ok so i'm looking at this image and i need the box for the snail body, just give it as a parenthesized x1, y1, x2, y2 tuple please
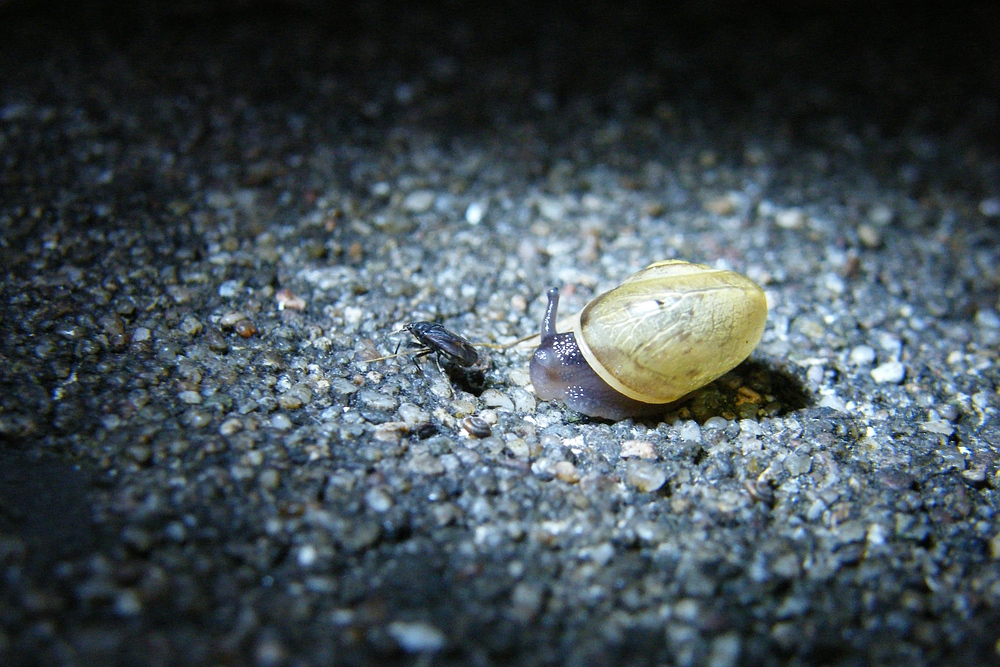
(529, 260, 767, 420)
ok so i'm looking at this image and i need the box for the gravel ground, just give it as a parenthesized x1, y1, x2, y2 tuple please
(2, 1, 999, 665)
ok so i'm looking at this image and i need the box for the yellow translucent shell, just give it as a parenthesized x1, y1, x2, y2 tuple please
(572, 260, 767, 404)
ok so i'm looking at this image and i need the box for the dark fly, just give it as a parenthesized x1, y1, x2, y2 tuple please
(404, 321, 481, 368)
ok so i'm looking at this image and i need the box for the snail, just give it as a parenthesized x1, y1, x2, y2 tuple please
(529, 260, 767, 420)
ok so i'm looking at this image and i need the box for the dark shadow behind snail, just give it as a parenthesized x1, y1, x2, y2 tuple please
(529, 260, 768, 420)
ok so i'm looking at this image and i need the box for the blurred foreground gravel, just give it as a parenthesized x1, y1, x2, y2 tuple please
(1, 1, 999, 665)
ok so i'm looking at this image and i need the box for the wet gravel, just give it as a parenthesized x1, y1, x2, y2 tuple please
(1, 1, 999, 665)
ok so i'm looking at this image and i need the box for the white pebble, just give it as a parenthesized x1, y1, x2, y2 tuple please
(510, 387, 536, 413)
(387, 621, 445, 653)
(876, 332, 902, 358)
(402, 190, 435, 213)
(774, 207, 806, 229)
(220, 311, 249, 327)
(297, 544, 318, 567)
(537, 197, 565, 221)
(465, 201, 487, 224)
(868, 203, 894, 225)
(806, 364, 825, 385)
(678, 420, 702, 443)
(270, 414, 293, 430)
(218, 280, 243, 298)
(397, 403, 430, 426)
(373, 421, 408, 442)
(979, 197, 1000, 217)
(480, 389, 514, 411)
(219, 418, 243, 436)
(848, 345, 876, 366)
(620, 440, 657, 459)
(703, 416, 729, 430)
(920, 420, 955, 437)
(870, 361, 905, 384)
(823, 273, 845, 295)
(975, 309, 1000, 330)
(818, 393, 847, 412)
(365, 487, 393, 513)
(624, 461, 667, 493)
(178, 390, 202, 404)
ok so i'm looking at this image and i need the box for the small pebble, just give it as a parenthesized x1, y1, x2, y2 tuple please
(806, 364, 825, 385)
(450, 399, 475, 417)
(530, 458, 557, 481)
(402, 190, 435, 213)
(870, 361, 905, 384)
(620, 440, 657, 459)
(553, 460, 580, 483)
(774, 207, 806, 229)
(220, 311, 250, 327)
(784, 454, 812, 476)
(127, 445, 152, 465)
(113, 590, 142, 616)
(703, 416, 729, 430)
(976, 309, 1000, 330)
(979, 197, 1000, 217)
(508, 367, 531, 387)
(408, 452, 445, 476)
(876, 332, 902, 357)
(164, 521, 187, 542)
(275, 288, 306, 311)
(509, 582, 544, 622)
(259, 468, 280, 490)
(270, 414, 293, 430)
(218, 280, 243, 298)
(678, 421, 702, 443)
(219, 418, 242, 436)
(703, 193, 738, 216)
(278, 386, 312, 410)
(234, 319, 258, 338)
(962, 465, 987, 485)
(357, 390, 399, 412)
(817, 393, 847, 412)
(429, 378, 453, 399)
(537, 197, 565, 221)
(178, 315, 203, 336)
(365, 487, 394, 512)
(849, 345, 876, 366)
(178, 390, 202, 405)
(330, 378, 359, 396)
(480, 389, 514, 411)
(297, 544, 318, 567)
(869, 203, 894, 225)
(465, 201, 487, 224)
(397, 403, 431, 426)
(504, 438, 530, 458)
(920, 420, 955, 437)
(938, 403, 960, 422)
(387, 621, 445, 653)
(857, 223, 882, 248)
(185, 410, 212, 429)
(205, 328, 228, 352)
(373, 421, 409, 442)
(624, 461, 667, 493)
(510, 387, 536, 413)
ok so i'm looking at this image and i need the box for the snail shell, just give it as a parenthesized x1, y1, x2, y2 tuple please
(530, 260, 767, 419)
